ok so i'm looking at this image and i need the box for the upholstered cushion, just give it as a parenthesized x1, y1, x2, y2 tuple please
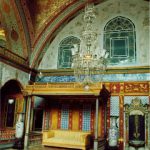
(42, 130, 91, 150)
(44, 137, 85, 146)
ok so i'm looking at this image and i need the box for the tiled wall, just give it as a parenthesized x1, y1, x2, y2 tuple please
(82, 105, 91, 131)
(43, 102, 96, 134)
(124, 96, 149, 105)
(110, 96, 119, 116)
(60, 105, 69, 130)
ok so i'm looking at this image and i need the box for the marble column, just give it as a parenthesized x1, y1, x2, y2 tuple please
(24, 96, 32, 148)
(94, 98, 99, 150)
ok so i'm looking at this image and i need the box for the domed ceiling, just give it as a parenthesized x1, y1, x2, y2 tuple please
(0, 0, 103, 71)
(0, 0, 149, 72)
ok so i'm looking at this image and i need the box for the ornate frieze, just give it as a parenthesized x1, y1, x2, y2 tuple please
(124, 82, 149, 94)
(110, 83, 120, 94)
(36, 73, 150, 83)
(24, 81, 149, 96)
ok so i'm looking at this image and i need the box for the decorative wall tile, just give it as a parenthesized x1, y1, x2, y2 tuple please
(37, 73, 150, 83)
(82, 105, 91, 131)
(110, 96, 119, 116)
(124, 96, 149, 105)
(60, 105, 69, 130)
(68, 108, 72, 130)
(90, 109, 94, 131)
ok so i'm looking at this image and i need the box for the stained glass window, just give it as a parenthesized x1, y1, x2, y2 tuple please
(58, 36, 80, 68)
(104, 16, 136, 64)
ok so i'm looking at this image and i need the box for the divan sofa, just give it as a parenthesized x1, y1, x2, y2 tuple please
(42, 130, 91, 150)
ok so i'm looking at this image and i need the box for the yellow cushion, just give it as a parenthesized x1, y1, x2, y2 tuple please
(42, 130, 91, 149)
(44, 137, 85, 146)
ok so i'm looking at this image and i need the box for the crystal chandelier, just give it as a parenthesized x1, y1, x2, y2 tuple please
(72, 2, 109, 87)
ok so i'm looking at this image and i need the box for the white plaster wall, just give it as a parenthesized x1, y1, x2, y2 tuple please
(39, 0, 149, 69)
(0, 62, 29, 88)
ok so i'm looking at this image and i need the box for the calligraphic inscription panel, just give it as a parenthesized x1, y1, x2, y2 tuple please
(124, 82, 149, 94)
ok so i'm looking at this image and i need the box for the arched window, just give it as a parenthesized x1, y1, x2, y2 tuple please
(104, 16, 136, 64)
(58, 36, 80, 68)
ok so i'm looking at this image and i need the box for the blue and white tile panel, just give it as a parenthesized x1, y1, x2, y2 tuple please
(61, 105, 69, 130)
(124, 96, 149, 105)
(110, 96, 119, 117)
(82, 105, 91, 131)
(37, 73, 150, 83)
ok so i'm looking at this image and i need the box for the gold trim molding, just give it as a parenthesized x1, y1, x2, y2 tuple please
(23, 81, 149, 96)
(39, 66, 150, 76)
(24, 82, 102, 96)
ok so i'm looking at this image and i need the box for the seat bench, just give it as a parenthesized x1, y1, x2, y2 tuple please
(42, 130, 91, 150)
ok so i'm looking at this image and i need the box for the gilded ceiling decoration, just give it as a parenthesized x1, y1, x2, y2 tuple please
(2, 0, 10, 14)
(0, 0, 82, 69)
(29, 0, 84, 68)
(27, 0, 74, 31)
(0, 5, 6, 42)
(0, 0, 149, 72)
(0, 29, 6, 41)
(11, 28, 19, 42)
(0, 0, 28, 59)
